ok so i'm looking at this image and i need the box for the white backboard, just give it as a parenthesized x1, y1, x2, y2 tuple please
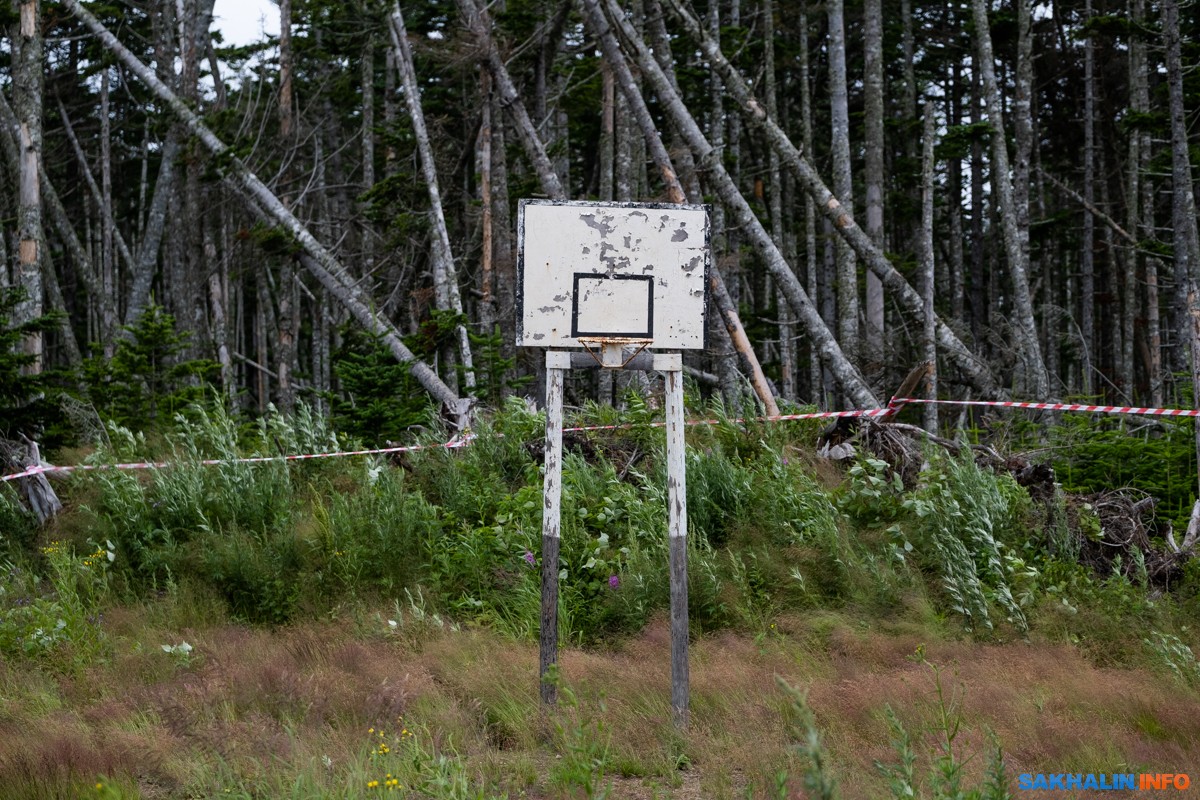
(517, 200, 710, 350)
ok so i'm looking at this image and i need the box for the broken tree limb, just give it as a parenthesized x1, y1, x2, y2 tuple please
(456, 0, 565, 201)
(662, 0, 1002, 401)
(61, 0, 463, 419)
(590, 0, 879, 409)
(577, 0, 779, 415)
(388, 3, 475, 391)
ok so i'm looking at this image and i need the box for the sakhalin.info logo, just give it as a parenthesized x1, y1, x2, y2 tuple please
(1017, 773, 1191, 791)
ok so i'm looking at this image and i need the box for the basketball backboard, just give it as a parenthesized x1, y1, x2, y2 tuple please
(516, 200, 710, 350)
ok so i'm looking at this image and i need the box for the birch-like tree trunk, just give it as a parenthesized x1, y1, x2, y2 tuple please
(593, 0, 877, 407)
(863, 0, 885, 356)
(1163, 0, 1200, 439)
(61, 0, 465, 419)
(662, 0, 1002, 399)
(579, 0, 780, 414)
(920, 103, 938, 433)
(389, 3, 475, 392)
(799, 5, 821, 403)
(11, 0, 44, 371)
(827, 0, 858, 360)
(762, 0, 794, 402)
(99, 70, 117, 354)
(1079, 0, 1096, 396)
(971, 0, 1048, 399)
(457, 0, 565, 201)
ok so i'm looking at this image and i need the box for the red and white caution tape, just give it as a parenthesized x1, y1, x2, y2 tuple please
(892, 398, 1200, 418)
(0, 434, 474, 484)
(4, 396, 1196, 484)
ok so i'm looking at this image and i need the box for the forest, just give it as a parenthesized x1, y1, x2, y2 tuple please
(1, 0, 1200, 796)
(0, 0, 1196, 440)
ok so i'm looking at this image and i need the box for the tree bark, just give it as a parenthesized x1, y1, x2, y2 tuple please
(971, 0, 1049, 398)
(1164, 0, 1200, 436)
(920, 102, 938, 433)
(60, 0, 464, 417)
(662, 0, 1002, 400)
(863, 0, 885, 356)
(456, 0, 565, 200)
(827, 0, 858, 360)
(582, 0, 779, 413)
(11, 0, 44, 371)
(1080, 0, 1095, 395)
(389, 3, 475, 392)
(592, 0, 877, 408)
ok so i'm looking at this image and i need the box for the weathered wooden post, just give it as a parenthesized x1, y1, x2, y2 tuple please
(540, 356, 565, 704)
(517, 200, 709, 728)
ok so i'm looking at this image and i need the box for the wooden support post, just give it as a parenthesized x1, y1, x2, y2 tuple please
(540, 351, 568, 705)
(661, 353, 689, 728)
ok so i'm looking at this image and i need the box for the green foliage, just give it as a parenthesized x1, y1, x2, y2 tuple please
(548, 670, 613, 800)
(1022, 415, 1197, 534)
(0, 539, 115, 669)
(331, 326, 436, 444)
(901, 452, 1029, 632)
(841, 457, 907, 525)
(0, 286, 61, 439)
(874, 649, 1013, 800)
(1143, 631, 1200, 687)
(83, 304, 218, 429)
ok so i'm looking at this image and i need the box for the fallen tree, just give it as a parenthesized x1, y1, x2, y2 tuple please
(61, 0, 468, 427)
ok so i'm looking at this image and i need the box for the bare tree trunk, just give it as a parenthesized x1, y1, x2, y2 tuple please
(361, 34, 377, 275)
(592, 0, 877, 407)
(1132, 0, 1161, 406)
(11, 0, 43, 371)
(457, 0, 565, 200)
(0, 90, 99, 304)
(1164, 0, 1200, 432)
(206, 225, 234, 402)
(125, 135, 179, 326)
(1079, 0, 1095, 396)
(971, 0, 1048, 398)
(762, 0, 794, 402)
(662, 0, 1002, 399)
(863, 0, 885, 358)
(799, 5, 821, 404)
(99, 70, 117, 354)
(948, 60, 966, 326)
(389, 3, 475, 392)
(61, 0, 465, 417)
(582, 0, 783, 413)
(827, 0, 857, 361)
(920, 102, 938, 433)
(479, 69, 497, 334)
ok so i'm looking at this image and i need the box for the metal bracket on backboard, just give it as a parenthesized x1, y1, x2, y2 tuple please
(577, 337, 653, 369)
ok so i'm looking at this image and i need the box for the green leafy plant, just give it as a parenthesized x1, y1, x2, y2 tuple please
(82, 303, 218, 429)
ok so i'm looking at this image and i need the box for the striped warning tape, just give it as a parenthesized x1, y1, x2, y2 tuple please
(892, 398, 1200, 417)
(0, 435, 475, 484)
(3, 396, 1196, 484)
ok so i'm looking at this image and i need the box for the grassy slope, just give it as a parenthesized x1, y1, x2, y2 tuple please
(2, 402, 1200, 798)
(1, 599, 1197, 799)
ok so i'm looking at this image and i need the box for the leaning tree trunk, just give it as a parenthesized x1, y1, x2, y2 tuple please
(456, 0, 565, 200)
(389, 3, 475, 392)
(61, 0, 466, 424)
(971, 0, 1049, 399)
(661, 0, 1002, 400)
(580, 0, 780, 414)
(592, 0, 878, 408)
(11, 0, 43, 372)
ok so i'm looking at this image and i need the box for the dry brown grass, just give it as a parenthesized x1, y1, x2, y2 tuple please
(0, 601, 1197, 799)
